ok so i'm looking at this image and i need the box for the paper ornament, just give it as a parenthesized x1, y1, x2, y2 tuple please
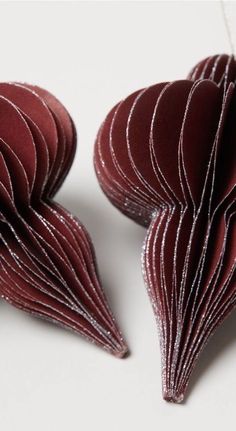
(94, 54, 236, 400)
(0, 82, 127, 358)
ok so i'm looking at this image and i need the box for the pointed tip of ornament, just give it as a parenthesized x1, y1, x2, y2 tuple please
(163, 390, 184, 404)
(111, 344, 130, 359)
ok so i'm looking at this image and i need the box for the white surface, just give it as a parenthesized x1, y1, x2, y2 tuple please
(0, 1, 235, 430)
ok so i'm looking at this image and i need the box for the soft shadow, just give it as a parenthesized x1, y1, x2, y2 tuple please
(56, 191, 146, 337)
(57, 191, 146, 252)
(184, 310, 236, 402)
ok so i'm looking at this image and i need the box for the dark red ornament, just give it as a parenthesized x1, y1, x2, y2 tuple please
(0, 83, 127, 358)
(94, 54, 236, 400)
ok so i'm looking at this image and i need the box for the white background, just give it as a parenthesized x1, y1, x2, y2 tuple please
(0, 1, 235, 430)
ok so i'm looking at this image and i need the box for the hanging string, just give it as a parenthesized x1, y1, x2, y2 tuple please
(220, 0, 235, 55)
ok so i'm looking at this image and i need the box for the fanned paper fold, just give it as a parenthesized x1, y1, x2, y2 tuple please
(94, 54, 236, 400)
(0, 83, 127, 357)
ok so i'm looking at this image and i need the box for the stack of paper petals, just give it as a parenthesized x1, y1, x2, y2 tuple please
(0, 82, 128, 358)
(94, 54, 236, 401)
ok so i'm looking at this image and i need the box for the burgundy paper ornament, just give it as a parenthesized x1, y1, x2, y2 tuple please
(0, 82, 127, 358)
(94, 54, 236, 400)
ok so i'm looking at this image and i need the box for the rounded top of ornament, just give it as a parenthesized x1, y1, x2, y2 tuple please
(0, 82, 76, 207)
(187, 53, 236, 87)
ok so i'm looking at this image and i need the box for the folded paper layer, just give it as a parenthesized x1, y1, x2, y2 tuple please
(94, 54, 236, 399)
(0, 83, 127, 357)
